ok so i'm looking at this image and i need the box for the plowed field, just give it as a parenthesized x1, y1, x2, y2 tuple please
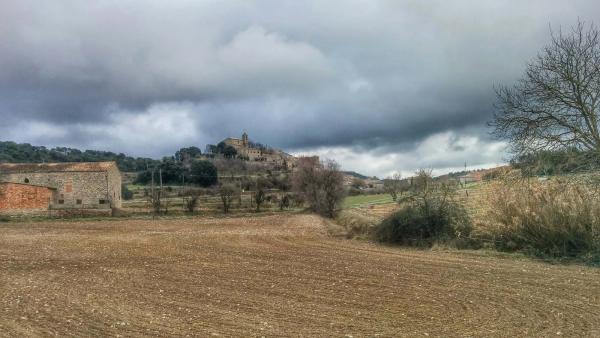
(1, 214, 599, 337)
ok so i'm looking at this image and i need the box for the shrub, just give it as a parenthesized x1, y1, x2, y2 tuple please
(481, 177, 600, 259)
(122, 184, 134, 200)
(375, 169, 473, 247)
(375, 199, 472, 247)
(0, 215, 10, 223)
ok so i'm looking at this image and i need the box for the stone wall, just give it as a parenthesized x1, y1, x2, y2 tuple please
(0, 183, 54, 214)
(0, 168, 122, 209)
(106, 165, 122, 208)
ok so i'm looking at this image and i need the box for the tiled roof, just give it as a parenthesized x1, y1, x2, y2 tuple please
(0, 181, 56, 189)
(0, 162, 118, 173)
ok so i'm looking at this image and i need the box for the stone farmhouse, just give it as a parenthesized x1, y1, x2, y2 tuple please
(0, 161, 121, 215)
(222, 132, 297, 166)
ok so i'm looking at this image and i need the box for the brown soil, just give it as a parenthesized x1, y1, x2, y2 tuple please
(1, 214, 599, 337)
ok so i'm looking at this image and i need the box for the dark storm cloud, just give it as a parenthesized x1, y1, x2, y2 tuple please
(1, 0, 599, 176)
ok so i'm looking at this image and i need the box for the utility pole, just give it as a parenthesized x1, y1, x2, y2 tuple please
(151, 167, 155, 219)
(159, 168, 163, 214)
(181, 173, 186, 213)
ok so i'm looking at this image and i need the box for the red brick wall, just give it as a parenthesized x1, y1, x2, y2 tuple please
(0, 183, 53, 211)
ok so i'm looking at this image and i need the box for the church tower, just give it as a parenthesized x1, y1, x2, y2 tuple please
(242, 131, 249, 147)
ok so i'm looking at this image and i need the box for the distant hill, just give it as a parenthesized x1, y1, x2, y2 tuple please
(0, 141, 159, 172)
(342, 171, 369, 180)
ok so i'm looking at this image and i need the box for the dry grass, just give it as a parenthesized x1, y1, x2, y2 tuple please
(336, 209, 380, 238)
(1, 214, 600, 337)
(476, 176, 600, 259)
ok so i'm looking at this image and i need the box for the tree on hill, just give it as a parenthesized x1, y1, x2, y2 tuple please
(175, 146, 202, 162)
(511, 148, 600, 175)
(135, 158, 187, 185)
(190, 160, 218, 187)
(216, 142, 238, 159)
(0, 141, 159, 171)
(491, 21, 600, 155)
(222, 145, 237, 159)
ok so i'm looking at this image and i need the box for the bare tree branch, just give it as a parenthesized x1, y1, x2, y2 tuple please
(490, 20, 600, 155)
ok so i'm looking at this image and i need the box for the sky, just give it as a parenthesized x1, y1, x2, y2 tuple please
(1, 1, 599, 177)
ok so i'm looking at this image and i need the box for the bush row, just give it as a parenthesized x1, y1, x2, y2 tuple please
(342, 172, 600, 263)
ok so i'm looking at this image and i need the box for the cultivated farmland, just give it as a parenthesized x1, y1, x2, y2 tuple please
(1, 214, 599, 337)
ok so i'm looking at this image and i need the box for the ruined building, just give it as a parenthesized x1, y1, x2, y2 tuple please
(0, 162, 121, 215)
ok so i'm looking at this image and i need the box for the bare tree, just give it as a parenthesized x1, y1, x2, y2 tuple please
(292, 157, 322, 212)
(383, 172, 402, 201)
(490, 21, 600, 154)
(320, 160, 346, 218)
(219, 184, 239, 213)
(279, 194, 290, 210)
(292, 157, 346, 217)
(183, 189, 200, 213)
(254, 185, 266, 212)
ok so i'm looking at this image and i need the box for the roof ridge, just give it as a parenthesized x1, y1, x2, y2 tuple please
(0, 161, 118, 173)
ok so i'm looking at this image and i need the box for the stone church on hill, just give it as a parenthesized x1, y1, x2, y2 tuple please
(221, 132, 297, 166)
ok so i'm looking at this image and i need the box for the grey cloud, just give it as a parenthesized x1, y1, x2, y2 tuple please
(1, 0, 599, 175)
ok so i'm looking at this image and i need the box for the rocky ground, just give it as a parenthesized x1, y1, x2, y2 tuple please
(1, 214, 599, 337)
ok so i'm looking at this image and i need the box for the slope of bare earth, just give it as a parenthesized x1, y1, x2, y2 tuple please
(1, 214, 599, 337)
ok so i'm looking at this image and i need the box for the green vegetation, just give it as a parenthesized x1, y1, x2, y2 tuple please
(373, 170, 474, 248)
(135, 159, 186, 185)
(174, 147, 202, 161)
(0, 141, 159, 171)
(343, 193, 393, 208)
(342, 171, 369, 180)
(189, 160, 218, 187)
(121, 184, 134, 200)
(375, 199, 472, 247)
(511, 149, 600, 176)
(134, 159, 218, 187)
(215, 142, 238, 159)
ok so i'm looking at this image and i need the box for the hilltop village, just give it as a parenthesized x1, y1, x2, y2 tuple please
(0, 133, 310, 216)
(218, 132, 297, 166)
(0, 132, 396, 217)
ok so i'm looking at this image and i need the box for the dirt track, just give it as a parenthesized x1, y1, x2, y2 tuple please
(1, 214, 599, 337)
